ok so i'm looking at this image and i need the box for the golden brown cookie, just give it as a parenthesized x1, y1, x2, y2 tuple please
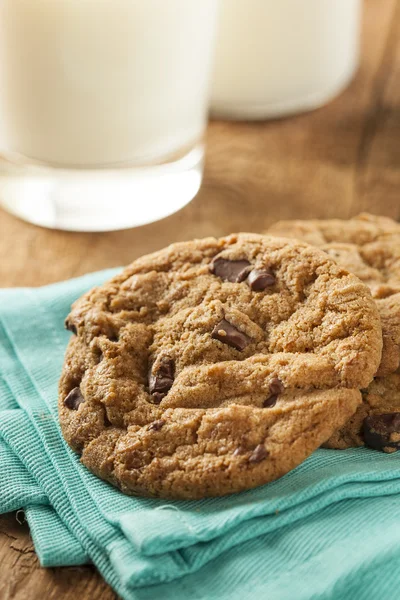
(268, 213, 400, 377)
(268, 213, 400, 452)
(59, 234, 382, 498)
(325, 372, 400, 452)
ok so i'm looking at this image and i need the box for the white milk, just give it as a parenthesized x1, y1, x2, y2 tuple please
(0, 0, 218, 166)
(211, 0, 362, 119)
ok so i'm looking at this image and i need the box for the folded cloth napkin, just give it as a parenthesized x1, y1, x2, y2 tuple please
(1, 271, 400, 600)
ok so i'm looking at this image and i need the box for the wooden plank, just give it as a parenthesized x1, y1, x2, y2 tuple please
(0, 515, 117, 600)
(355, 0, 400, 213)
(0, 1, 398, 597)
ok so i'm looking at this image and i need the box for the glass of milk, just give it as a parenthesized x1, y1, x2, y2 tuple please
(211, 0, 362, 120)
(0, 0, 219, 231)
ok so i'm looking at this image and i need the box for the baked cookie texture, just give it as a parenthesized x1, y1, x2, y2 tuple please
(325, 373, 400, 452)
(59, 234, 382, 499)
(268, 213, 400, 377)
(268, 213, 400, 452)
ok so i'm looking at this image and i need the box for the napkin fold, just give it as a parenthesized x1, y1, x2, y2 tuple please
(1, 270, 400, 600)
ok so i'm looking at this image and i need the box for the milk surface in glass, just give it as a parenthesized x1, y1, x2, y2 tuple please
(0, 0, 219, 230)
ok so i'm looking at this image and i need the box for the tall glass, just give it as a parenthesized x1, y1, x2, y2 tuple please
(0, 0, 219, 231)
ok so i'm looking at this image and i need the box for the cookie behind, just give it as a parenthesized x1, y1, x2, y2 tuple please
(268, 213, 400, 452)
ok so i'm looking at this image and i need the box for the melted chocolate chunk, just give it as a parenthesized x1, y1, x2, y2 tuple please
(263, 378, 284, 408)
(150, 393, 165, 405)
(64, 318, 77, 335)
(210, 257, 252, 283)
(149, 356, 175, 403)
(248, 444, 269, 464)
(211, 319, 251, 351)
(269, 378, 284, 396)
(363, 413, 400, 452)
(148, 419, 166, 432)
(247, 268, 276, 291)
(64, 387, 85, 410)
(263, 395, 278, 408)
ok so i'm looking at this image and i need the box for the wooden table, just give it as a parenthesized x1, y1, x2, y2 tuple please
(0, 1, 399, 597)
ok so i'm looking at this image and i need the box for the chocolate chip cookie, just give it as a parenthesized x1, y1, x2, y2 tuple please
(268, 214, 400, 377)
(325, 373, 400, 452)
(268, 213, 400, 452)
(59, 234, 382, 498)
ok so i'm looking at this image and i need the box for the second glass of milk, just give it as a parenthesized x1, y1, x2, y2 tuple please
(0, 0, 219, 231)
(211, 0, 361, 120)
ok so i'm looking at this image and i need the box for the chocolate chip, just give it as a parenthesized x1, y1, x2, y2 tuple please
(248, 444, 269, 464)
(211, 319, 251, 351)
(64, 387, 85, 410)
(149, 373, 174, 395)
(148, 419, 166, 432)
(263, 395, 278, 408)
(210, 257, 252, 283)
(151, 392, 166, 404)
(64, 318, 77, 335)
(363, 413, 400, 452)
(149, 356, 175, 403)
(269, 378, 284, 396)
(263, 378, 284, 408)
(247, 268, 275, 291)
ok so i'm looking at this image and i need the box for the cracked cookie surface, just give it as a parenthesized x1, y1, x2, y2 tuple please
(268, 213, 400, 377)
(268, 213, 400, 452)
(59, 233, 382, 498)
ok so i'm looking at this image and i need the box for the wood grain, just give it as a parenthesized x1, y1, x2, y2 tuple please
(0, 0, 399, 597)
(0, 515, 115, 600)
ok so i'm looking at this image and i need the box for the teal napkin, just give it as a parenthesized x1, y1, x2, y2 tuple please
(1, 271, 400, 599)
